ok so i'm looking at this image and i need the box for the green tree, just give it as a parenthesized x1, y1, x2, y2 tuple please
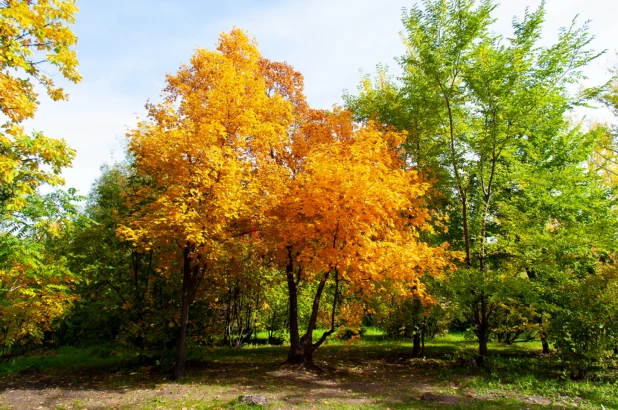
(0, 1, 82, 353)
(550, 260, 618, 379)
(346, 0, 608, 358)
(59, 164, 180, 353)
(0, 189, 81, 354)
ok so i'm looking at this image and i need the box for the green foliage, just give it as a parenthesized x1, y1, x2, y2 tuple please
(2, 2, 616, 397)
(371, 277, 454, 344)
(379, 296, 426, 340)
(345, 0, 614, 359)
(0, 189, 82, 355)
(0, 345, 121, 376)
(58, 164, 180, 352)
(550, 263, 618, 379)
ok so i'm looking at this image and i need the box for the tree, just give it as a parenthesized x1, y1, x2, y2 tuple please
(56, 164, 181, 356)
(373, 274, 455, 357)
(0, 189, 81, 354)
(118, 29, 294, 379)
(0, 0, 81, 213)
(0, 0, 81, 355)
(265, 107, 454, 364)
(588, 62, 618, 184)
(550, 260, 618, 379)
(346, 0, 604, 358)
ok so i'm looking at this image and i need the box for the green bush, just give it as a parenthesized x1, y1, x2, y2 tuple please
(550, 267, 618, 379)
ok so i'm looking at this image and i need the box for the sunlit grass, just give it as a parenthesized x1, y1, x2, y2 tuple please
(1, 331, 617, 409)
(0, 345, 123, 376)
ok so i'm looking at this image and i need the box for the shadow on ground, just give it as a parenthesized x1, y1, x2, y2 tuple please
(0, 344, 596, 409)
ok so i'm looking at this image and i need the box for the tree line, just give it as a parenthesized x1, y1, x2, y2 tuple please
(1, 0, 617, 381)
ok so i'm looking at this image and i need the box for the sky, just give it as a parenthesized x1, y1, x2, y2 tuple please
(24, 0, 617, 196)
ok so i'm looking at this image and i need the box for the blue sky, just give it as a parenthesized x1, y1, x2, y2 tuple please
(25, 0, 617, 195)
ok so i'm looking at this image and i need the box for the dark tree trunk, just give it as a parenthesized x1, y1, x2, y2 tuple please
(286, 260, 339, 366)
(475, 291, 490, 360)
(412, 332, 422, 357)
(285, 247, 303, 364)
(174, 260, 192, 379)
(421, 317, 426, 356)
(539, 316, 550, 354)
(411, 296, 423, 358)
(301, 340, 314, 363)
(478, 331, 488, 358)
(542, 338, 550, 354)
(174, 248, 201, 380)
(223, 287, 232, 346)
(296, 270, 330, 364)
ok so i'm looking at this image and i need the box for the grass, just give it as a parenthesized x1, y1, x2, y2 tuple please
(0, 330, 617, 409)
(0, 344, 124, 376)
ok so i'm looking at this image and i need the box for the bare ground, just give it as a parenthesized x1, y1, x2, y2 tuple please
(0, 348, 578, 409)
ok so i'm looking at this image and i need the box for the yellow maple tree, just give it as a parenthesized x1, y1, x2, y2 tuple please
(0, 0, 81, 212)
(118, 29, 294, 379)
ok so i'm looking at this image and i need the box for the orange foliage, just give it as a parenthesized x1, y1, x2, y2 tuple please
(118, 29, 296, 377)
(258, 56, 455, 361)
(119, 28, 454, 368)
(268, 107, 453, 304)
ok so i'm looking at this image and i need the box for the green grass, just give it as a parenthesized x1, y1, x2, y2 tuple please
(1, 330, 617, 409)
(0, 344, 125, 376)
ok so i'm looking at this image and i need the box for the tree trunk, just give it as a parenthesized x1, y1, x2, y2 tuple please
(174, 248, 200, 380)
(296, 270, 332, 365)
(174, 265, 191, 379)
(285, 247, 303, 364)
(421, 317, 426, 356)
(412, 332, 422, 357)
(475, 291, 490, 360)
(411, 296, 423, 358)
(478, 331, 488, 358)
(539, 316, 550, 354)
(223, 287, 232, 346)
(542, 338, 550, 354)
(301, 340, 314, 363)
(286, 261, 339, 366)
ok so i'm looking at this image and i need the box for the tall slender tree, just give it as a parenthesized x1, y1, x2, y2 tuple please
(346, 0, 605, 358)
